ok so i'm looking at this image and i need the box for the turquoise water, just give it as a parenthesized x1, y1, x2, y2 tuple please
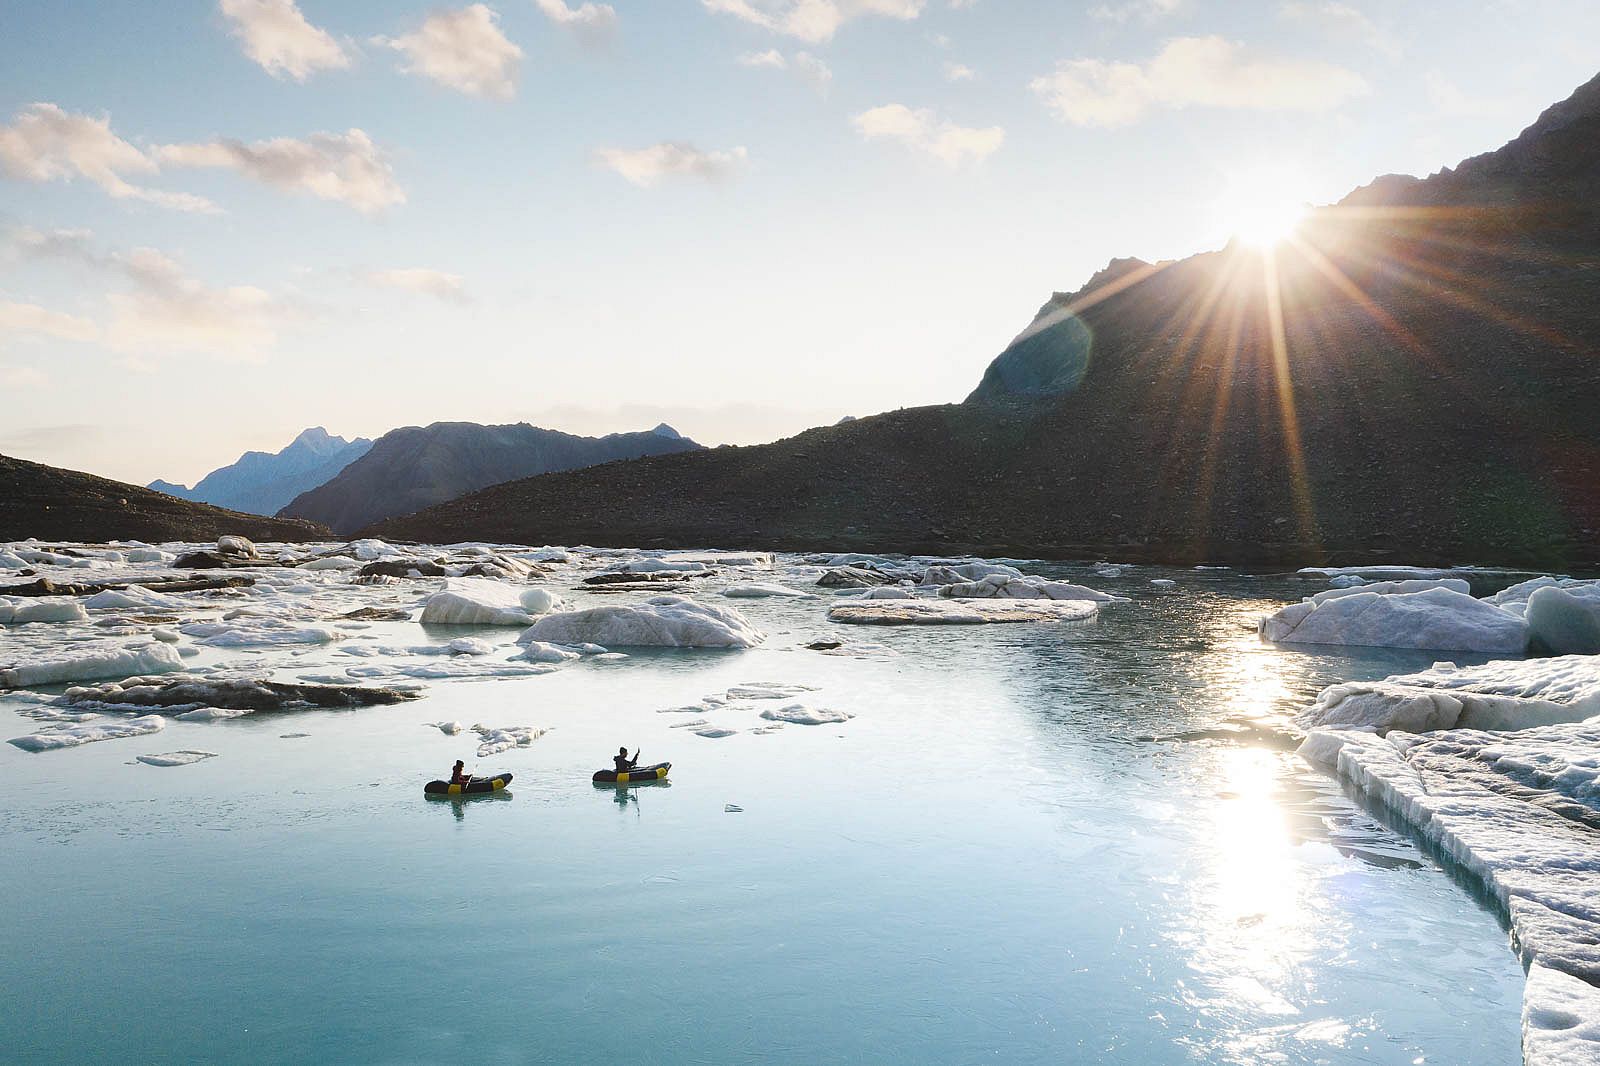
(0, 564, 1523, 1064)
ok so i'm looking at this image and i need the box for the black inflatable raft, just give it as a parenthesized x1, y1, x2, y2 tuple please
(424, 772, 513, 797)
(592, 762, 670, 785)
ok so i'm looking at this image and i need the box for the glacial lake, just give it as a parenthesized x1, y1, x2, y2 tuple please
(0, 554, 1523, 1064)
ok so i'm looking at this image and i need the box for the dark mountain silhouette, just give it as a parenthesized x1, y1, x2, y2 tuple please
(280, 422, 702, 534)
(151, 427, 372, 517)
(1, 453, 329, 544)
(367, 72, 1600, 569)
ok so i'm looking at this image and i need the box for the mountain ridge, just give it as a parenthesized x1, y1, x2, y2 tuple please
(367, 72, 1600, 569)
(151, 427, 372, 517)
(280, 420, 703, 535)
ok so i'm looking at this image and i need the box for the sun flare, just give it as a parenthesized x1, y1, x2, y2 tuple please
(1215, 167, 1312, 248)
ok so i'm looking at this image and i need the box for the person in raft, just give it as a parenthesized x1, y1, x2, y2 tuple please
(614, 747, 639, 774)
(450, 760, 471, 786)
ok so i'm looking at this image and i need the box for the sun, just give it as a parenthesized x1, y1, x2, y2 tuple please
(1214, 167, 1312, 249)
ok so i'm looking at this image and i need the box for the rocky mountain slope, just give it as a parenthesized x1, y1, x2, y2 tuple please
(1, 453, 329, 543)
(151, 427, 372, 516)
(368, 73, 1600, 569)
(280, 422, 702, 534)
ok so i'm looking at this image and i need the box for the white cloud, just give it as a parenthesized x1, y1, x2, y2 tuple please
(0, 364, 48, 388)
(0, 103, 217, 213)
(738, 49, 788, 68)
(218, 0, 351, 80)
(595, 142, 749, 187)
(1030, 36, 1369, 127)
(157, 129, 404, 213)
(377, 4, 522, 99)
(852, 104, 1003, 165)
(943, 61, 975, 81)
(1089, 0, 1183, 23)
(0, 300, 100, 344)
(702, 0, 925, 44)
(104, 248, 284, 360)
(739, 49, 831, 92)
(363, 268, 470, 304)
(12, 228, 293, 361)
(533, 0, 618, 46)
(1280, 2, 1398, 58)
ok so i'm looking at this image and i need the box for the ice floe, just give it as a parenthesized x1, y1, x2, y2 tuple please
(470, 723, 546, 757)
(933, 575, 1123, 602)
(1298, 656, 1600, 740)
(10, 714, 165, 752)
(758, 703, 852, 726)
(181, 620, 345, 647)
(828, 599, 1099, 625)
(418, 578, 564, 626)
(722, 583, 809, 598)
(723, 683, 817, 701)
(136, 750, 219, 767)
(520, 596, 764, 649)
(515, 641, 582, 664)
(49, 676, 421, 714)
(1, 642, 184, 688)
(0, 598, 89, 625)
(1260, 587, 1528, 653)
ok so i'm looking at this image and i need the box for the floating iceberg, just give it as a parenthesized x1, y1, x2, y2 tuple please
(82, 585, 186, 611)
(722, 583, 808, 598)
(516, 641, 582, 664)
(136, 750, 218, 767)
(418, 578, 563, 626)
(470, 723, 546, 757)
(828, 599, 1099, 626)
(519, 596, 764, 649)
(1298, 656, 1600, 740)
(0, 598, 89, 625)
(1524, 585, 1600, 656)
(0, 642, 183, 688)
(10, 714, 166, 752)
(920, 562, 1023, 585)
(934, 575, 1121, 602)
(758, 703, 852, 726)
(1260, 587, 1527, 653)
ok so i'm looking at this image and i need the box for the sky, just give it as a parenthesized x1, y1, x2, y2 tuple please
(1, 0, 1596, 486)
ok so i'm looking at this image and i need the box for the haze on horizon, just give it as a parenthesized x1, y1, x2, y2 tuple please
(1, 0, 1595, 486)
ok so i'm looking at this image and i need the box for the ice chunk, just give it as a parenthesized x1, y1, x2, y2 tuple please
(1308, 578, 1472, 603)
(418, 578, 563, 626)
(1523, 962, 1600, 1066)
(124, 548, 175, 564)
(1328, 574, 1367, 588)
(817, 566, 899, 589)
(470, 723, 546, 756)
(1525, 585, 1600, 656)
(828, 599, 1099, 625)
(661, 552, 773, 568)
(520, 595, 764, 649)
(181, 620, 344, 647)
(10, 714, 165, 751)
(0, 642, 184, 687)
(758, 703, 853, 726)
(934, 575, 1122, 602)
(427, 721, 465, 735)
(1149, 578, 1176, 589)
(695, 727, 737, 738)
(516, 641, 581, 664)
(299, 555, 364, 571)
(723, 683, 818, 700)
(722, 583, 808, 598)
(920, 562, 1024, 585)
(217, 535, 257, 558)
(1299, 656, 1600, 736)
(136, 750, 218, 767)
(856, 586, 917, 600)
(1260, 587, 1527, 653)
(174, 708, 252, 721)
(612, 558, 709, 574)
(0, 598, 89, 625)
(82, 585, 185, 611)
